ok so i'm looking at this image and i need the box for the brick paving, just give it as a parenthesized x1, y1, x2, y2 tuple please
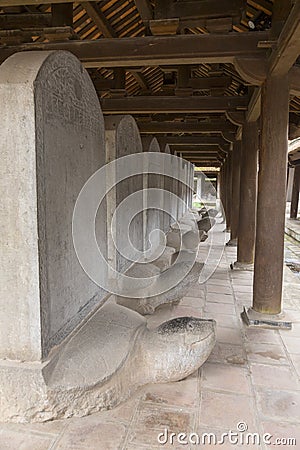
(1, 227, 300, 449)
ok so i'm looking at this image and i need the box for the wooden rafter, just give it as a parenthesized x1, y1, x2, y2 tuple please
(81, 2, 116, 38)
(81, 1, 148, 91)
(269, 0, 300, 76)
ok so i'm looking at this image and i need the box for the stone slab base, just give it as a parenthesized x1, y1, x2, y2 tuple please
(230, 261, 254, 271)
(241, 307, 292, 330)
(0, 359, 52, 423)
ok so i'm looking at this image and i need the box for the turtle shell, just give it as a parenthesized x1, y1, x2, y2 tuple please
(48, 303, 145, 388)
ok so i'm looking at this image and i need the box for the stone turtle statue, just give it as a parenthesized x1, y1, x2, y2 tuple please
(116, 260, 203, 314)
(166, 228, 201, 252)
(45, 303, 216, 421)
(197, 217, 216, 233)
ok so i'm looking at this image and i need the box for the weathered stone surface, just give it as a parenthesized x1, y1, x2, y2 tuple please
(142, 136, 164, 255)
(105, 115, 144, 273)
(162, 145, 179, 229)
(148, 245, 176, 270)
(0, 51, 107, 361)
(0, 303, 216, 422)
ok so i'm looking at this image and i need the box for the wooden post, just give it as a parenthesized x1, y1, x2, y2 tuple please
(253, 75, 289, 315)
(228, 141, 241, 243)
(225, 152, 232, 230)
(290, 165, 300, 219)
(237, 121, 259, 264)
(51, 3, 73, 26)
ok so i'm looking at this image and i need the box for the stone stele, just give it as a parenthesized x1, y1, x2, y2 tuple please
(105, 115, 144, 273)
(0, 50, 108, 421)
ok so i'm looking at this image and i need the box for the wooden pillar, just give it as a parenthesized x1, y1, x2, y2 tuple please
(290, 165, 300, 219)
(225, 152, 232, 230)
(253, 75, 289, 315)
(229, 141, 241, 242)
(220, 163, 226, 220)
(237, 121, 259, 264)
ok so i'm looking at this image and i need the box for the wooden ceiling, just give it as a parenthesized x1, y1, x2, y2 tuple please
(0, 0, 299, 167)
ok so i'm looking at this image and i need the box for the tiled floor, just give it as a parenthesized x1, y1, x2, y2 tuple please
(1, 227, 300, 449)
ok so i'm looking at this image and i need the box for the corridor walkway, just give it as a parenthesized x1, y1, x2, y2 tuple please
(1, 226, 300, 450)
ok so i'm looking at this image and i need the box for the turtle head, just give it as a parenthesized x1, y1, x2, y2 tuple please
(148, 316, 216, 382)
(156, 316, 216, 347)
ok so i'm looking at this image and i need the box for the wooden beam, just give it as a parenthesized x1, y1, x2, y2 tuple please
(269, 1, 300, 76)
(52, 2, 73, 27)
(134, 0, 153, 21)
(159, 136, 228, 145)
(246, 87, 261, 122)
(0, 0, 89, 4)
(0, 13, 51, 29)
(271, 0, 292, 37)
(0, 32, 269, 68)
(170, 144, 226, 152)
(190, 76, 232, 91)
(92, 78, 115, 91)
(173, 150, 220, 155)
(167, 0, 245, 19)
(138, 121, 236, 134)
(100, 96, 249, 114)
(175, 154, 221, 160)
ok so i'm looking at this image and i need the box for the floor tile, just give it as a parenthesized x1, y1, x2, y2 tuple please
(206, 284, 232, 295)
(139, 403, 193, 429)
(245, 342, 288, 365)
(142, 375, 199, 409)
(289, 353, 300, 377)
(54, 419, 127, 450)
(256, 389, 300, 422)
(199, 390, 257, 430)
(201, 362, 251, 395)
(261, 421, 300, 448)
(206, 292, 235, 304)
(204, 301, 236, 315)
(216, 325, 243, 345)
(281, 336, 300, 354)
(202, 312, 240, 328)
(0, 430, 55, 450)
(243, 328, 282, 345)
(208, 343, 247, 366)
(250, 363, 300, 391)
(197, 427, 261, 450)
(180, 296, 205, 308)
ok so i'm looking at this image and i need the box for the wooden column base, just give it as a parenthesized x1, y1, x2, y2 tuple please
(241, 307, 292, 330)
